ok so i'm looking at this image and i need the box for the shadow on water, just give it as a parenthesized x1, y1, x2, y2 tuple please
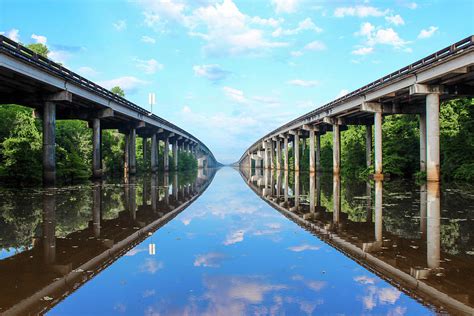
(0, 169, 217, 315)
(240, 167, 474, 315)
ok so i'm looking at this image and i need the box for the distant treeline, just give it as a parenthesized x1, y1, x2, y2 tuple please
(0, 44, 197, 185)
(283, 97, 474, 182)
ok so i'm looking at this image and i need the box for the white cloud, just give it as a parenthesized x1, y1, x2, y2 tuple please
(5, 29, 20, 42)
(356, 22, 408, 49)
(304, 40, 326, 51)
(252, 96, 280, 106)
(336, 89, 349, 98)
(272, 0, 301, 14)
(140, 0, 187, 28)
(287, 79, 319, 87)
(405, 2, 418, 9)
(223, 86, 248, 104)
(77, 66, 99, 77)
(47, 50, 70, 64)
(272, 18, 322, 37)
(113, 20, 127, 31)
(193, 64, 230, 82)
(354, 275, 376, 285)
(140, 258, 163, 274)
(251, 16, 283, 28)
(418, 26, 438, 39)
(290, 50, 303, 57)
(385, 14, 404, 26)
(134, 58, 163, 74)
(31, 34, 47, 44)
(188, 0, 288, 56)
(194, 252, 225, 267)
(224, 230, 245, 245)
(141, 35, 156, 44)
(287, 244, 320, 252)
(334, 6, 388, 18)
(352, 46, 373, 55)
(98, 76, 148, 94)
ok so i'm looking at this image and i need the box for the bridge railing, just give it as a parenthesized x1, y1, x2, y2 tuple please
(0, 35, 215, 160)
(240, 35, 474, 163)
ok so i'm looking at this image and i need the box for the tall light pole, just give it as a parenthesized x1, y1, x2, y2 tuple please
(148, 92, 156, 116)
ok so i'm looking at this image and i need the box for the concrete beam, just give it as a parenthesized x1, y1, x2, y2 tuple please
(97, 108, 114, 119)
(46, 90, 73, 102)
(361, 102, 382, 113)
(409, 84, 444, 95)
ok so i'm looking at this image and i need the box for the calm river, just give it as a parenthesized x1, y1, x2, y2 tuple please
(0, 167, 472, 315)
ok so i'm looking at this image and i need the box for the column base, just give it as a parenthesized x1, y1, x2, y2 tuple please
(370, 173, 387, 181)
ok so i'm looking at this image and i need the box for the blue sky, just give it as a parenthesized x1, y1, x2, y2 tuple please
(1, 0, 473, 164)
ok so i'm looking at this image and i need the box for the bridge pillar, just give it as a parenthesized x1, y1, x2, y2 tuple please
(276, 139, 281, 169)
(420, 114, 427, 173)
(264, 141, 270, 169)
(124, 132, 130, 175)
(270, 140, 275, 169)
(426, 93, 440, 181)
(92, 118, 102, 178)
(374, 112, 382, 179)
(151, 134, 157, 173)
(333, 124, 341, 176)
(294, 171, 300, 209)
(283, 136, 289, 170)
(92, 182, 101, 238)
(427, 181, 440, 268)
(294, 133, 300, 171)
(333, 174, 341, 225)
(173, 139, 178, 171)
(366, 124, 372, 168)
(375, 179, 383, 243)
(309, 130, 316, 172)
(143, 137, 148, 170)
(164, 137, 170, 171)
(130, 128, 137, 174)
(316, 133, 321, 172)
(43, 102, 56, 186)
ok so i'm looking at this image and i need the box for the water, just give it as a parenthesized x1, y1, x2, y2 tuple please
(0, 167, 472, 315)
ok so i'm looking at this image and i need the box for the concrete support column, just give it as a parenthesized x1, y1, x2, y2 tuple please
(130, 128, 137, 174)
(173, 139, 178, 171)
(333, 125, 340, 176)
(283, 136, 289, 171)
(43, 102, 56, 186)
(366, 124, 372, 168)
(426, 93, 440, 181)
(316, 133, 321, 172)
(427, 181, 440, 268)
(309, 173, 315, 213)
(264, 142, 270, 169)
(294, 171, 300, 209)
(124, 133, 130, 175)
(375, 180, 383, 243)
(309, 130, 315, 172)
(420, 114, 427, 173)
(92, 118, 102, 178)
(276, 139, 281, 170)
(333, 175, 341, 224)
(270, 141, 275, 169)
(143, 137, 148, 169)
(164, 138, 170, 171)
(92, 183, 101, 238)
(151, 134, 157, 173)
(294, 134, 300, 171)
(374, 112, 382, 178)
(42, 190, 56, 264)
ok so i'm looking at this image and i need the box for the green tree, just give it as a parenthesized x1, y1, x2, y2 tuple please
(111, 86, 125, 97)
(26, 43, 49, 58)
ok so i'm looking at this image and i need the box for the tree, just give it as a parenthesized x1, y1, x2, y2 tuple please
(26, 43, 49, 58)
(111, 86, 125, 97)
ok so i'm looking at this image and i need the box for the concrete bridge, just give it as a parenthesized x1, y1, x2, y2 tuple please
(240, 168, 474, 315)
(0, 170, 216, 315)
(0, 35, 217, 185)
(239, 36, 474, 182)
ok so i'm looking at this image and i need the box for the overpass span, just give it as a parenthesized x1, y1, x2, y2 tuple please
(239, 35, 474, 182)
(0, 35, 217, 184)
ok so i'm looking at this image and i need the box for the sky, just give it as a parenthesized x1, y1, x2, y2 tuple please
(1, 0, 473, 164)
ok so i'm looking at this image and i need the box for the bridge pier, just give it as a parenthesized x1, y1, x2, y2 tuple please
(173, 139, 178, 171)
(426, 93, 440, 181)
(276, 138, 281, 169)
(270, 140, 275, 169)
(419, 114, 427, 173)
(43, 102, 56, 186)
(283, 135, 289, 170)
(92, 118, 102, 178)
(263, 141, 270, 169)
(164, 137, 170, 171)
(124, 131, 130, 175)
(129, 128, 137, 174)
(92, 183, 101, 238)
(151, 134, 157, 173)
(427, 181, 440, 268)
(333, 174, 341, 224)
(293, 132, 300, 171)
(333, 124, 340, 176)
(374, 112, 383, 179)
(142, 137, 148, 170)
(309, 129, 316, 172)
(366, 124, 372, 169)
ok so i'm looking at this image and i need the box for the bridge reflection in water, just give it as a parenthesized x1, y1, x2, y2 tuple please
(0, 169, 216, 315)
(240, 167, 474, 315)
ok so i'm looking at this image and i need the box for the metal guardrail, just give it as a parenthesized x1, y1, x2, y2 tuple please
(0, 35, 215, 160)
(240, 35, 474, 162)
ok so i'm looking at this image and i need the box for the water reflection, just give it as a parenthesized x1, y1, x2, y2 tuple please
(242, 168, 474, 315)
(0, 170, 215, 315)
